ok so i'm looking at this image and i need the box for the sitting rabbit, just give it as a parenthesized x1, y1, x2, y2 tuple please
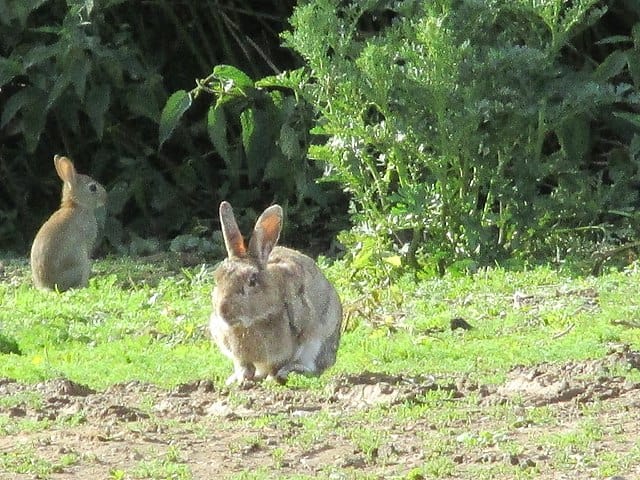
(210, 201, 342, 385)
(30, 155, 107, 291)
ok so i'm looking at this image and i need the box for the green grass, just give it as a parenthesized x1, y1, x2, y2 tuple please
(1, 257, 639, 388)
(1, 256, 640, 479)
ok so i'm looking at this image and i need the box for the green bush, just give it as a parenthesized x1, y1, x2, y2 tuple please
(283, 0, 640, 274)
(1, 0, 344, 255)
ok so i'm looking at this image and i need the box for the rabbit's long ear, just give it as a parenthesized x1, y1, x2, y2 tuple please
(219, 201, 246, 258)
(248, 205, 282, 268)
(54, 155, 77, 185)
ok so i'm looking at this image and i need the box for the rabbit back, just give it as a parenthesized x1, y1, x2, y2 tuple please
(267, 247, 342, 375)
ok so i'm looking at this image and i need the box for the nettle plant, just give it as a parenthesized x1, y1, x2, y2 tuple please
(284, 0, 640, 274)
(160, 65, 347, 251)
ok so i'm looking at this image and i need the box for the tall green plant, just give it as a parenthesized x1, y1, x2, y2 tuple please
(159, 64, 348, 251)
(283, 0, 640, 274)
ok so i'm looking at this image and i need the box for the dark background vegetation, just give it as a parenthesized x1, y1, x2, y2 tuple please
(0, 0, 347, 257)
(1, 0, 640, 275)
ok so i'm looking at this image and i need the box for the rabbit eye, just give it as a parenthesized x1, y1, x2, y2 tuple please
(248, 273, 258, 288)
(88, 183, 98, 193)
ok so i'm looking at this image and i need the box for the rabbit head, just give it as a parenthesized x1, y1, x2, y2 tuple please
(55, 155, 107, 210)
(213, 201, 286, 328)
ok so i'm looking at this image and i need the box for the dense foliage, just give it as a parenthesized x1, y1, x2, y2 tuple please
(3, 0, 640, 275)
(280, 0, 640, 274)
(0, 0, 343, 255)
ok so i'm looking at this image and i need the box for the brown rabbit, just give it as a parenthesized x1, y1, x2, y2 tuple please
(210, 201, 342, 385)
(30, 155, 107, 291)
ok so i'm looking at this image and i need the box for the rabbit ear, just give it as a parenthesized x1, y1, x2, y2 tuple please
(248, 204, 282, 268)
(219, 201, 247, 258)
(53, 155, 77, 185)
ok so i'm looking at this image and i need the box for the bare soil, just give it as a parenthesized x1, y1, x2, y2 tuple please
(1, 347, 639, 479)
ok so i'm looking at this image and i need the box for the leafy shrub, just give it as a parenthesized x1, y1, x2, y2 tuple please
(283, 0, 640, 274)
(1, 0, 344, 254)
(159, 64, 349, 253)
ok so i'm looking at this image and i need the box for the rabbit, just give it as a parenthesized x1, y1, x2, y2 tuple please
(30, 155, 107, 291)
(209, 201, 343, 385)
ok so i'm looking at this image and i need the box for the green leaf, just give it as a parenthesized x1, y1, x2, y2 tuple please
(614, 111, 640, 128)
(23, 44, 58, 68)
(1, 87, 37, 128)
(594, 35, 632, 45)
(68, 51, 90, 98)
(279, 124, 301, 159)
(592, 50, 628, 82)
(207, 105, 232, 167)
(158, 89, 191, 148)
(126, 83, 161, 121)
(556, 115, 590, 162)
(0, 57, 23, 87)
(240, 107, 257, 181)
(382, 255, 402, 267)
(352, 247, 373, 270)
(240, 107, 274, 183)
(85, 83, 111, 139)
(213, 64, 254, 91)
(627, 51, 640, 88)
(47, 70, 72, 108)
(21, 89, 48, 153)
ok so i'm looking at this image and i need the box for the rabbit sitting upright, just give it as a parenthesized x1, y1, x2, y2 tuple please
(30, 155, 107, 291)
(210, 201, 342, 385)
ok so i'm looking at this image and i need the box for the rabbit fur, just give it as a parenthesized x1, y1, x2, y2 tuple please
(210, 201, 342, 385)
(30, 155, 107, 291)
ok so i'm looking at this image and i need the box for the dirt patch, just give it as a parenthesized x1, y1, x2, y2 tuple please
(1, 348, 639, 479)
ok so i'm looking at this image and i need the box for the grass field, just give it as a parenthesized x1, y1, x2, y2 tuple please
(0, 255, 639, 479)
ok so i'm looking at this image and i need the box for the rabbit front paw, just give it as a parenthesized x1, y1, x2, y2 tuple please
(226, 363, 256, 386)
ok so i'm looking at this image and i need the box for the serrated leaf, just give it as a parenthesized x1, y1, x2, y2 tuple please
(47, 70, 71, 108)
(279, 124, 301, 159)
(21, 89, 48, 153)
(207, 105, 232, 167)
(614, 111, 640, 128)
(595, 35, 632, 45)
(158, 89, 191, 147)
(23, 44, 58, 68)
(85, 83, 111, 139)
(1, 88, 32, 128)
(256, 68, 309, 91)
(352, 247, 373, 269)
(557, 116, 590, 161)
(241, 107, 274, 183)
(240, 107, 257, 181)
(627, 51, 640, 88)
(213, 64, 254, 91)
(593, 50, 628, 82)
(0, 57, 23, 87)
(631, 135, 640, 158)
(68, 51, 90, 98)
